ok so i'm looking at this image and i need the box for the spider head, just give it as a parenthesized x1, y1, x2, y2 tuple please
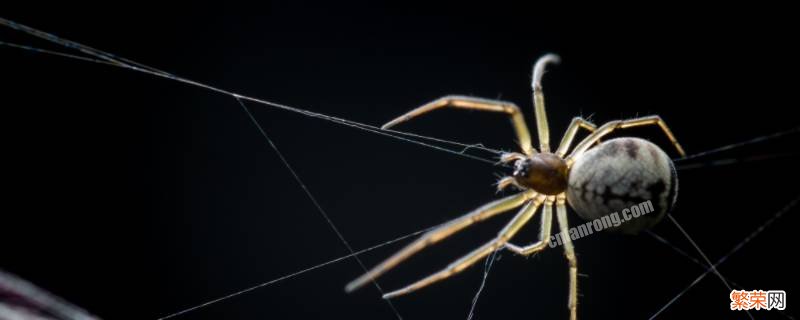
(512, 153, 568, 195)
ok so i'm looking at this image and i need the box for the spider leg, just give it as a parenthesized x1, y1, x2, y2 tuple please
(381, 95, 536, 155)
(567, 115, 686, 162)
(556, 193, 578, 320)
(505, 195, 554, 255)
(555, 117, 597, 158)
(345, 190, 537, 292)
(531, 54, 561, 153)
(382, 194, 546, 299)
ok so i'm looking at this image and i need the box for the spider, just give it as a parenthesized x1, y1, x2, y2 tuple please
(345, 54, 685, 320)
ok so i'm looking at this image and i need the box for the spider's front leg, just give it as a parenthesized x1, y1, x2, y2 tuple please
(381, 194, 546, 298)
(381, 96, 536, 155)
(531, 54, 561, 153)
(345, 190, 537, 293)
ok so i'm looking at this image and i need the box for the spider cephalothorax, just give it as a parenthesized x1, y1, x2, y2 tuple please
(513, 152, 568, 195)
(346, 54, 686, 320)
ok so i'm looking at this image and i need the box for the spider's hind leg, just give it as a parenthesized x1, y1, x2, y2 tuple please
(555, 117, 597, 158)
(556, 193, 578, 320)
(505, 196, 555, 255)
(568, 115, 686, 161)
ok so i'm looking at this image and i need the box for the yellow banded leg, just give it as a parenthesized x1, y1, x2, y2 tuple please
(345, 190, 536, 292)
(382, 194, 546, 298)
(382, 95, 536, 155)
(556, 194, 578, 320)
(568, 115, 686, 162)
(505, 196, 555, 255)
(555, 117, 597, 158)
(531, 54, 561, 153)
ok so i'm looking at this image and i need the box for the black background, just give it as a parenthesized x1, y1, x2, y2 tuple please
(1, 3, 798, 320)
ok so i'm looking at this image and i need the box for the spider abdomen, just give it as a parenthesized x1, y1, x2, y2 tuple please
(566, 137, 678, 234)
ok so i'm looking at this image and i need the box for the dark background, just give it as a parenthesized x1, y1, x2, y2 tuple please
(1, 3, 798, 320)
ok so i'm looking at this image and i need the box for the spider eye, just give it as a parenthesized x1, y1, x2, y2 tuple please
(513, 159, 531, 177)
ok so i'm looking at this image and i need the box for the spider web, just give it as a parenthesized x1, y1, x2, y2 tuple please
(1, 17, 798, 320)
